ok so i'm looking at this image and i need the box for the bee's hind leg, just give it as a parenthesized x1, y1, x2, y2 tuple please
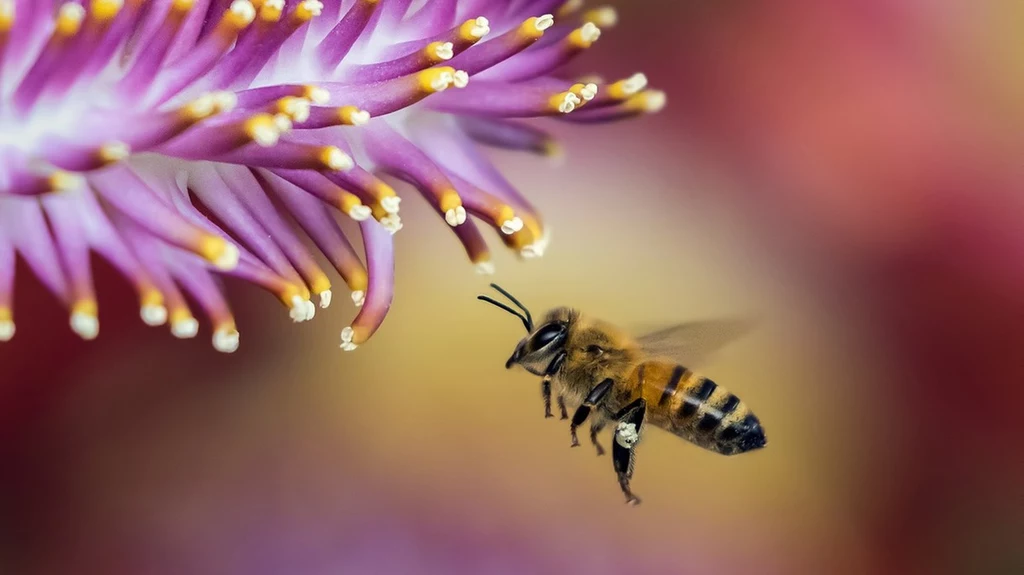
(611, 398, 647, 506)
(589, 419, 607, 456)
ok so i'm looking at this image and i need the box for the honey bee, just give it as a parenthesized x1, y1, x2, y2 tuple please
(478, 284, 767, 506)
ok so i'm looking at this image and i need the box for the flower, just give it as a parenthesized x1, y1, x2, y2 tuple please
(0, 0, 663, 352)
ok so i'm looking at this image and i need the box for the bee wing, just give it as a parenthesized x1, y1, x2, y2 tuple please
(634, 318, 756, 367)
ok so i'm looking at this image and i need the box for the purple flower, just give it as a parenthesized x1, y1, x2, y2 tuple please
(0, 0, 663, 352)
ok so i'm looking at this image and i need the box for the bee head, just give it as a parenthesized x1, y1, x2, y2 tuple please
(477, 284, 570, 376)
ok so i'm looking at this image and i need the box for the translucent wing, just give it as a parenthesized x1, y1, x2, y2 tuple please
(634, 318, 756, 368)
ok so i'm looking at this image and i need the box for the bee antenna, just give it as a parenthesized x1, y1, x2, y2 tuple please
(477, 295, 533, 333)
(487, 283, 534, 330)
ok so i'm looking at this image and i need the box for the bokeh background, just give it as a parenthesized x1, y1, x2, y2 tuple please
(3, 1, 1024, 573)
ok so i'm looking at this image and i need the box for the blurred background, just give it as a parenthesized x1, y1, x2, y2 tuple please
(2, 0, 1024, 573)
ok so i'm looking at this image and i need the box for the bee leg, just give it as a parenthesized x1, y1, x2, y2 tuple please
(569, 378, 614, 448)
(557, 396, 569, 420)
(611, 398, 647, 507)
(542, 352, 565, 419)
(589, 420, 607, 456)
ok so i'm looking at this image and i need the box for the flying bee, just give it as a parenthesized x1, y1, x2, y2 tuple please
(477, 284, 767, 506)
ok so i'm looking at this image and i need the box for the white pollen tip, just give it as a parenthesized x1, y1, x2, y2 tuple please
(289, 295, 309, 322)
(309, 87, 330, 105)
(339, 326, 357, 351)
(435, 42, 454, 60)
(59, 3, 86, 22)
(580, 22, 601, 42)
(348, 204, 372, 221)
(70, 312, 99, 340)
(615, 421, 639, 448)
(319, 289, 332, 309)
(141, 304, 168, 326)
(350, 109, 370, 126)
(101, 141, 131, 161)
(590, 7, 618, 27)
(171, 317, 199, 338)
(535, 14, 555, 31)
(272, 114, 293, 133)
(645, 90, 668, 112)
(300, 0, 323, 16)
(0, 1, 14, 20)
(452, 70, 470, 88)
(501, 216, 523, 235)
(581, 83, 598, 101)
(214, 242, 240, 270)
(558, 92, 580, 113)
(0, 320, 14, 342)
(251, 122, 280, 146)
(474, 261, 496, 275)
(444, 206, 467, 227)
(213, 328, 240, 353)
(431, 73, 453, 92)
(304, 299, 316, 320)
(625, 72, 648, 94)
(229, 0, 256, 23)
(471, 16, 490, 37)
(350, 290, 365, 307)
(324, 147, 354, 170)
(287, 98, 311, 122)
(380, 195, 401, 214)
(212, 91, 238, 112)
(380, 214, 403, 234)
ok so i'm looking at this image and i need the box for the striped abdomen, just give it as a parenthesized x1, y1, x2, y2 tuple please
(640, 361, 767, 456)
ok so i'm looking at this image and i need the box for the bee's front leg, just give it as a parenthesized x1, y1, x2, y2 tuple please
(569, 378, 614, 447)
(542, 352, 566, 419)
(611, 398, 647, 506)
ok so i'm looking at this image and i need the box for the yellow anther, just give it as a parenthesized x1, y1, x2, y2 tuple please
(425, 41, 452, 62)
(293, 0, 322, 21)
(557, 0, 584, 18)
(49, 171, 84, 192)
(56, 3, 86, 37)
(625, 90, 667, 113)
(141, 287, 164, 309)
(518, 15, 554, 40)
(0, 0, 14, 33)
(583, 7, 617, 28)
(244, 113, 280, 146)
(259, 0, 284, 22)
(458, 17, 489, 41)
(310, 273, 332, 297)
(494, 204, 516, 227)
(99, 141, 131, 164)
(90, 0, 123, 22)
(417, 67, 456, 93)
(0, 307, 12, 324)
(338, 190, 365, 214)
(223, 0, 256, 29)
(338, 105, 370, 126)
(172, 0, 195, 12)
(319, 146, 351, 171)
(72, 299, 98, 318)
(567, 22, 600, 49)
(439, 189, 462, 213)
(197, 234, 240, 270)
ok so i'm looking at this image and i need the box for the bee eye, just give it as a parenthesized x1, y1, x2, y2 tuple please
(533, 323, 564, 347)
(587, 345, 604, 356)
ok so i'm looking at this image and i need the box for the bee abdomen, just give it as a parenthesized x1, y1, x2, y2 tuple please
(671, 373, 766, 455)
